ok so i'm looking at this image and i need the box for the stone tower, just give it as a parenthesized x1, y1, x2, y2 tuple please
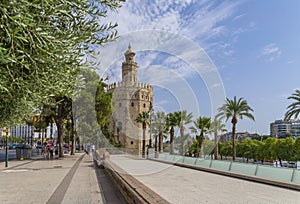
(108, 45, 153, 155)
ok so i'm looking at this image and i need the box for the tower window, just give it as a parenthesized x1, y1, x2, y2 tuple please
(143, 103, 146, 108)
(131, 102, 134, 107)
(131, 141, 134, 145)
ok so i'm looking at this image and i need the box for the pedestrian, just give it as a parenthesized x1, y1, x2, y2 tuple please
(48, 144, 54, 159)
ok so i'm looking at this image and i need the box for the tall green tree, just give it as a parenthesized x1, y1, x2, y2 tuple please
(285, 90, 300, 121)
(295, 137, 300, 160)
(0, 0, 124, 126)
(219, 141, 232, 160)
(95, 79, 113, 131)
(217, 96, 255, 160)
(174, 110, 193, 155)
(263, 137, 276, 161)
(209, 118, 226, 160)
(73, 69, 110, 151)
(136, 112, 149, 158)
(273, 138, 296, 166)
(190, 116, 211, 157)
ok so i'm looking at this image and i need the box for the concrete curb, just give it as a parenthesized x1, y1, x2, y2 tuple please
(149, 158, 300, 192)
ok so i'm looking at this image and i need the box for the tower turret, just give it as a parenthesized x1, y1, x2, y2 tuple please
(122, 44, 138, 85)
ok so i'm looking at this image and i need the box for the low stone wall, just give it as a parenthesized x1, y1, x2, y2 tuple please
(94, 149, 169, 204)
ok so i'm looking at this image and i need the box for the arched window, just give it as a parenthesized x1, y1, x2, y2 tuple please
(143, 103, 146, 108)
(131, 102, 134, 107)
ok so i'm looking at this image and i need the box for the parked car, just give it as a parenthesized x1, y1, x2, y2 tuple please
(287, 162, 297, 168)
(9, 143, 17, 149)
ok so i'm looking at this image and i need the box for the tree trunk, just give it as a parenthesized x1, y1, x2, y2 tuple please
(70, 119, 75, 155)
(154, 135, 158, 152)
(214, 131, 218, 160)
(57, 103, 64, 157)
(180, 126, 184, 155)
(142, 122, 146, 158)
(71, 133, 76, 155)
(198, 133, 204, 158)
(57, 121, 64, 157)
(159, 126, 163, 153)
(232, 123, 236, 161)
(170, 126, 174, 155)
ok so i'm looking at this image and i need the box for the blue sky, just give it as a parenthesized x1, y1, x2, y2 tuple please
(96, 0, 300, 135)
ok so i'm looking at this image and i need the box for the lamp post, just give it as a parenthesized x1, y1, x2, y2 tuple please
(4, 127, 9, 167)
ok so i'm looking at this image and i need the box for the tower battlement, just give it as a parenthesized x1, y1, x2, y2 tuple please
(107, 82, 153, 92)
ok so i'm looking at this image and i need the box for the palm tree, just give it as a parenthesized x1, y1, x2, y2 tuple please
(209, 118, 227, 160)
(153, 111, 167, 153)
(285, 90, 300, 121)
(166, 112, 177, 154)
(136, 112, 149, 158)
(190, 116, 211, 157)
(217, 96, 255, 160)
(174, 110, 193, 155)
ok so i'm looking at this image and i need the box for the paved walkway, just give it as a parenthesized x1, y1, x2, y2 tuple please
(0, 153, 103, 204)
(108, 154, 300, 204)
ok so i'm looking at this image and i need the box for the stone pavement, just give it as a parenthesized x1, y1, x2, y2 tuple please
(0, 153, 103, 204)
(108, 154, 300, 204)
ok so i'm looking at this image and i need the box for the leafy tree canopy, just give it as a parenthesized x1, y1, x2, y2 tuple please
(0, 0, 124, 126)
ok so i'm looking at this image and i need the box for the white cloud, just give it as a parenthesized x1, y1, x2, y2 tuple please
(94, 1, 251, 117)
(105, 1, 243, 43)
(260, 43, 282, 62)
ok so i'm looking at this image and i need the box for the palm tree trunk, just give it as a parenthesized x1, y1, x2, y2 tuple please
(142, 122, 146, 158)
(159, 126, 163, 153)
(232, 123, 236, 161)
(170, 126, 174, 155)
(197, 134, 204, 158)
(214, 131, 218, 160)
(180, 126, 184, 155)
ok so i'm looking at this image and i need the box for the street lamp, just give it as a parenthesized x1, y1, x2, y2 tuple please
(3, 127, 9, 167)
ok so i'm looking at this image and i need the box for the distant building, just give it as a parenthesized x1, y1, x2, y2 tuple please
(107, 45, 154, 155)
(219, 132, 259, 143)
(1, 124, 57, 145)
(270, 119, 300, 138)
(10, 125, 34, 142)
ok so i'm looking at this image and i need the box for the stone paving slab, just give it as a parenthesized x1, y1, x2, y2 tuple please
(62, 154, 103, 204)
(0, 153, 103, 204)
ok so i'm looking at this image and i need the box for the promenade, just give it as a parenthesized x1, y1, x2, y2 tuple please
(2, 151, 300, 204)
(0, 153, 104, 204)
(107, 154, 300, 204)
